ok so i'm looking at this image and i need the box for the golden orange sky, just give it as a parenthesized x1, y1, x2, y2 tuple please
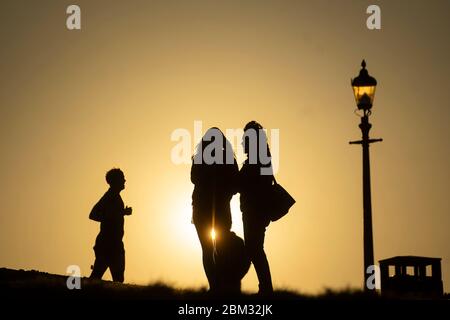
(0, 0, 449, 294)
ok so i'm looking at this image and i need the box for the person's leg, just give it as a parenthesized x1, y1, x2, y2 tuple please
(213, 226, 233, 294)
(110, 245, 125, 283)
(243, 216, 273, 294)
(90, 248, 108, 280)
(195, 223, 217, 291)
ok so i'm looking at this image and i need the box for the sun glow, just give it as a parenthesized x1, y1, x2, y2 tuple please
(165, 188, 199, 257)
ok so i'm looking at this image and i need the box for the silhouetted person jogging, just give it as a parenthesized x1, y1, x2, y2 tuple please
(89, 168, 132, 282)
(191, 127, 239, 292)
(239, 121, 274, 295)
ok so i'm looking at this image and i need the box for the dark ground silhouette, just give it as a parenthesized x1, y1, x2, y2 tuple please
(1, 268, 448, 320)
(1, 268, 448, 301)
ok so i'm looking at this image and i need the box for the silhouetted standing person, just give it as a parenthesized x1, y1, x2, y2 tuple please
(89, 168, 132, 282)
(239, 121, 274, 295)
(191, 127, 239, 292)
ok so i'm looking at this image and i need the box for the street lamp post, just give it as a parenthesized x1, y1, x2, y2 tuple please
(349, 60, 382, 292)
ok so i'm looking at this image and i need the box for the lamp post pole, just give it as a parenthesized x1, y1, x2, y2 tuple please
(350, 113, 382, 291)
(350, 60, 382, 292)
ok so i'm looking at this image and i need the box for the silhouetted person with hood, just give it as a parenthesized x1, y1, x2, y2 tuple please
(191, 127, 239, 292)
(239, 121, 274, 295)
(89, 168, 132, 282)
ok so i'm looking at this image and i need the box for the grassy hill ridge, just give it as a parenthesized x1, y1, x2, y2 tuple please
(0, 267, 367, 300)
(1, 267, 448, 301)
